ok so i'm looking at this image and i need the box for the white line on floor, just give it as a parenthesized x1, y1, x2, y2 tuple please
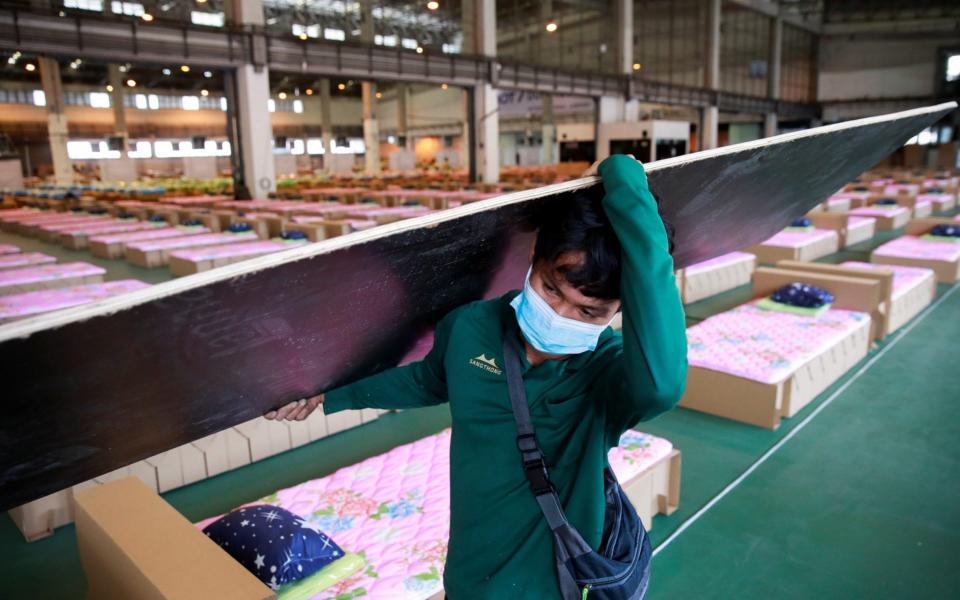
(652, 282, 960, 557)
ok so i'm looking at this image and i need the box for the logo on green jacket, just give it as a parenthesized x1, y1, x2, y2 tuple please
(469, 353, 503, 375)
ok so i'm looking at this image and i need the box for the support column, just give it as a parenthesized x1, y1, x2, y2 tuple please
(319, 78, 333, 160)
(464, 0, 499, 184)
(616, 0, 634, 75)
(229, 0, 275, 196)
(765, 16, 783, 138)
(702, 0, 721, 149)
(362, 82, 381, 174)
(38, 57, 73, 186)
(108, 66, 128, 146)
(541, 95, 556, 165)
(397, 84, 412, 151)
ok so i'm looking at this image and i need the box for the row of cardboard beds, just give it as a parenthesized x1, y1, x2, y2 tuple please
(9, 175, 960, 600)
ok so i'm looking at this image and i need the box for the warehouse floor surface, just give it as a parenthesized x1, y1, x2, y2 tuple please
(1, 220, 958, 599)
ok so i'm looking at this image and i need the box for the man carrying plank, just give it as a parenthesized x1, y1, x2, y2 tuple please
(266, 155, 688, 598)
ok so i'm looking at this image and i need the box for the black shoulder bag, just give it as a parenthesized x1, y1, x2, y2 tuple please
(502, 336, 652, 600)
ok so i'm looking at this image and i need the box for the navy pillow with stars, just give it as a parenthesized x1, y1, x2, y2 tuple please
(202, 504, 346, 591)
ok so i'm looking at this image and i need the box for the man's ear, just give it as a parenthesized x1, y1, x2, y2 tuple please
(528, 235, 537, 263)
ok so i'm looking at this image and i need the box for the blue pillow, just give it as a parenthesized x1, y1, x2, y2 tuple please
(926, 187, 944, 194)
(149, 215, 167, 222)
(202, 504, 347, 591)
(874, 198, 898, 206)
(790, 217, 812, 228)
(280, 230, 307, 240)
(227, 222, 253, 233)
(771, 283, 834, 308)
(931, 224, 960, 238)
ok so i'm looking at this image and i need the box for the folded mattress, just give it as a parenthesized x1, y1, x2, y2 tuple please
(839, 261, 935, 300)
(872, 236, 960, 262)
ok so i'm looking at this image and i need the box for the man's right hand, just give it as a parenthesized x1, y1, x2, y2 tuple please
(264, 394, 325, 421)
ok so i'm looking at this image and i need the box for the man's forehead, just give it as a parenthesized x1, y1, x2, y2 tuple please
(536, 258, 617, 307)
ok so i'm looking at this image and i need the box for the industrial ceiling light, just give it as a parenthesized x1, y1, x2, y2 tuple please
(299, 33, 308, 40)
(427, 1, 439, 9)
(632, 62, 641, 71)
(441, 83, 448, 89)
(196, 0, 207, 3)
(106, 84, 114, 92)
(278, 91, 287, 99)
(305, 88, 313, 95)
(126, 79, 137, 87)
(142, 13, 154, 22)
(180, 65, 190, 73)
(203, 70, 212, 78)
(545, 19, 558, 33)
(162, 68, 171, 75)
(25, 63, 36, 72)
(201, 89, 209, 96)
(375, 91, 383, 99)
(338, 82, 346, 90)
(416, 46, 424, 54)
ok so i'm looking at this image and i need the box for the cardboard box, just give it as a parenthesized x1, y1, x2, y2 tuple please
(74, 477, 273, 600)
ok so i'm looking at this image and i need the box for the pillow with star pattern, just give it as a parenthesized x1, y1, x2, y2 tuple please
(202, 504, 346, 591)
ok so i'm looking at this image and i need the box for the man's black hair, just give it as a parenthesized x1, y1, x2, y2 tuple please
(532, 184, 676, 301)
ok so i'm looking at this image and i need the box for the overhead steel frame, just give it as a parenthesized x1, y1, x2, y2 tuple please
(0, 8, 819, 120)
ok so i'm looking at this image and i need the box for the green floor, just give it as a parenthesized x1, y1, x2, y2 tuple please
(1, 219, 958, 599)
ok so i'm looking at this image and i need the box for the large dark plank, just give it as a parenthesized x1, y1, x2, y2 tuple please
(0, 102, 954, 509)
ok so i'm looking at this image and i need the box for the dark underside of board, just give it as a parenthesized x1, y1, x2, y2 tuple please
(0, 104, 951, 509)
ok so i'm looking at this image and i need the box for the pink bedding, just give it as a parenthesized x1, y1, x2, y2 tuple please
(37, 217, 116, 233)
(685, 251, 755, 276)
(195, 428, 673, 600)
(0, 252, 56, 270)
(126, 231, 258, 252)
(759, 228, 837, 249)
(0, 244, 19, 255)
(883, 184, 919, 196)
(0, 262, 105, 289)
(916, 193, 954, 207)
(687, 300, 869, 385)
(849, 206, 910, 219)
(61, 222, 162, 238)
(90, 226, 210, 245)
(839, 261, 935, 300)
(847, 216, 875, 228)
(170, 239, 307, 262)
(872, 236, 960, 262)
(0, 279, 149, 320)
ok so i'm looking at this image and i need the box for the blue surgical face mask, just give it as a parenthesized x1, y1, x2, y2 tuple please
(510, 269, 613, 355)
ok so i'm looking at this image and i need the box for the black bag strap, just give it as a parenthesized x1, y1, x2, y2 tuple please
(501, 335, 569, 530)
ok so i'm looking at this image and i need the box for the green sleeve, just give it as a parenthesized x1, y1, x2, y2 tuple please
(323, 312, 454, 414)
(592, 155, 688, 443)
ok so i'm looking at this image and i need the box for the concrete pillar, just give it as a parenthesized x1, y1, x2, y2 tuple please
(38, 57, 73, 186)
(397, 84, 412, 151)
(228, 0, 275, 196)
(616, 0, 634, 75)
(464, 0, 498, 183)
(764, 16, 783, 138)
(702, 0, 721, 150)
(541, 95, 556, 165)
(108, 66, 128, 144)
(702, 106, 719, 150)
(362, 82, 381, 174)
(319, 79, 333, 160)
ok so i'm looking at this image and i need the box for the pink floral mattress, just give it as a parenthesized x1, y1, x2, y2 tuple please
(127, 231, 258, 252)
(923, 177, 957, 188)
(0, 244, 19, 255)
(872, 236, 960, 262)
(883, 184, 919, 196)
(916, 193, 954, 206)
(685, 251, 755, 276)
(0, 279, 150, 320)
(687, 300, 870, 385)
(170, 240, 306, 262)
(37, 217, 116, 233)
(759, 228, 837, 249)
(195, 428, 673, 600)
(839, 261, 934, 300)
(61, 222, 162, 237)
(0, 252, 56, 270)
(0, 262, 105, 288)
(89, 227, 210, 245)
(847, 216, 875, 228)
(849, 206, 910, 218)
(166, 195, 231, 205)
(13, 214, 104, 226)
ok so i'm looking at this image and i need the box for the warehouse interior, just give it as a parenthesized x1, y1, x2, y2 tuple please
(0, 1, 959, 598)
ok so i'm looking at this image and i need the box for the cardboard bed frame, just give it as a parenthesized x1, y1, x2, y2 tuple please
(775, 260, 936, 338)
(871, 218, 960, 284)
(805, 212, 877, 248)
(680, 253, 756, 304)
(744, 229, 840, 264)
(71, 449, 681, 600)
(679, 267, 878, 429)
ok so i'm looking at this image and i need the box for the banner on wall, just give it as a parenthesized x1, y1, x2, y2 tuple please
(497, 92, 595, 119)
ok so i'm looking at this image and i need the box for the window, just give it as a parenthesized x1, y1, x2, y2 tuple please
(306, 138, 325, 155)
(128, 141, 152, 158)
(182, 96, 200, 111)
(111, 2, 144, 17)
(220, 97, 228, 111)
(268, 99, 276, 113)
(947, 54, 960, 82)
(293, 23, 320, 38)
(89, 92, 111, 108)
(32, 90, 46, 107)
(402, 38, 418, 50)
(134, 94, 148, 109)
(324, 28, 346, 41)
(191, 11, 225, 27)
(375, 34, 398, 47)
(148, 94, 159, 110)
(292, 99, 304, 114)
(290, 139, 306, 155)
(64, 0, 103, 11)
